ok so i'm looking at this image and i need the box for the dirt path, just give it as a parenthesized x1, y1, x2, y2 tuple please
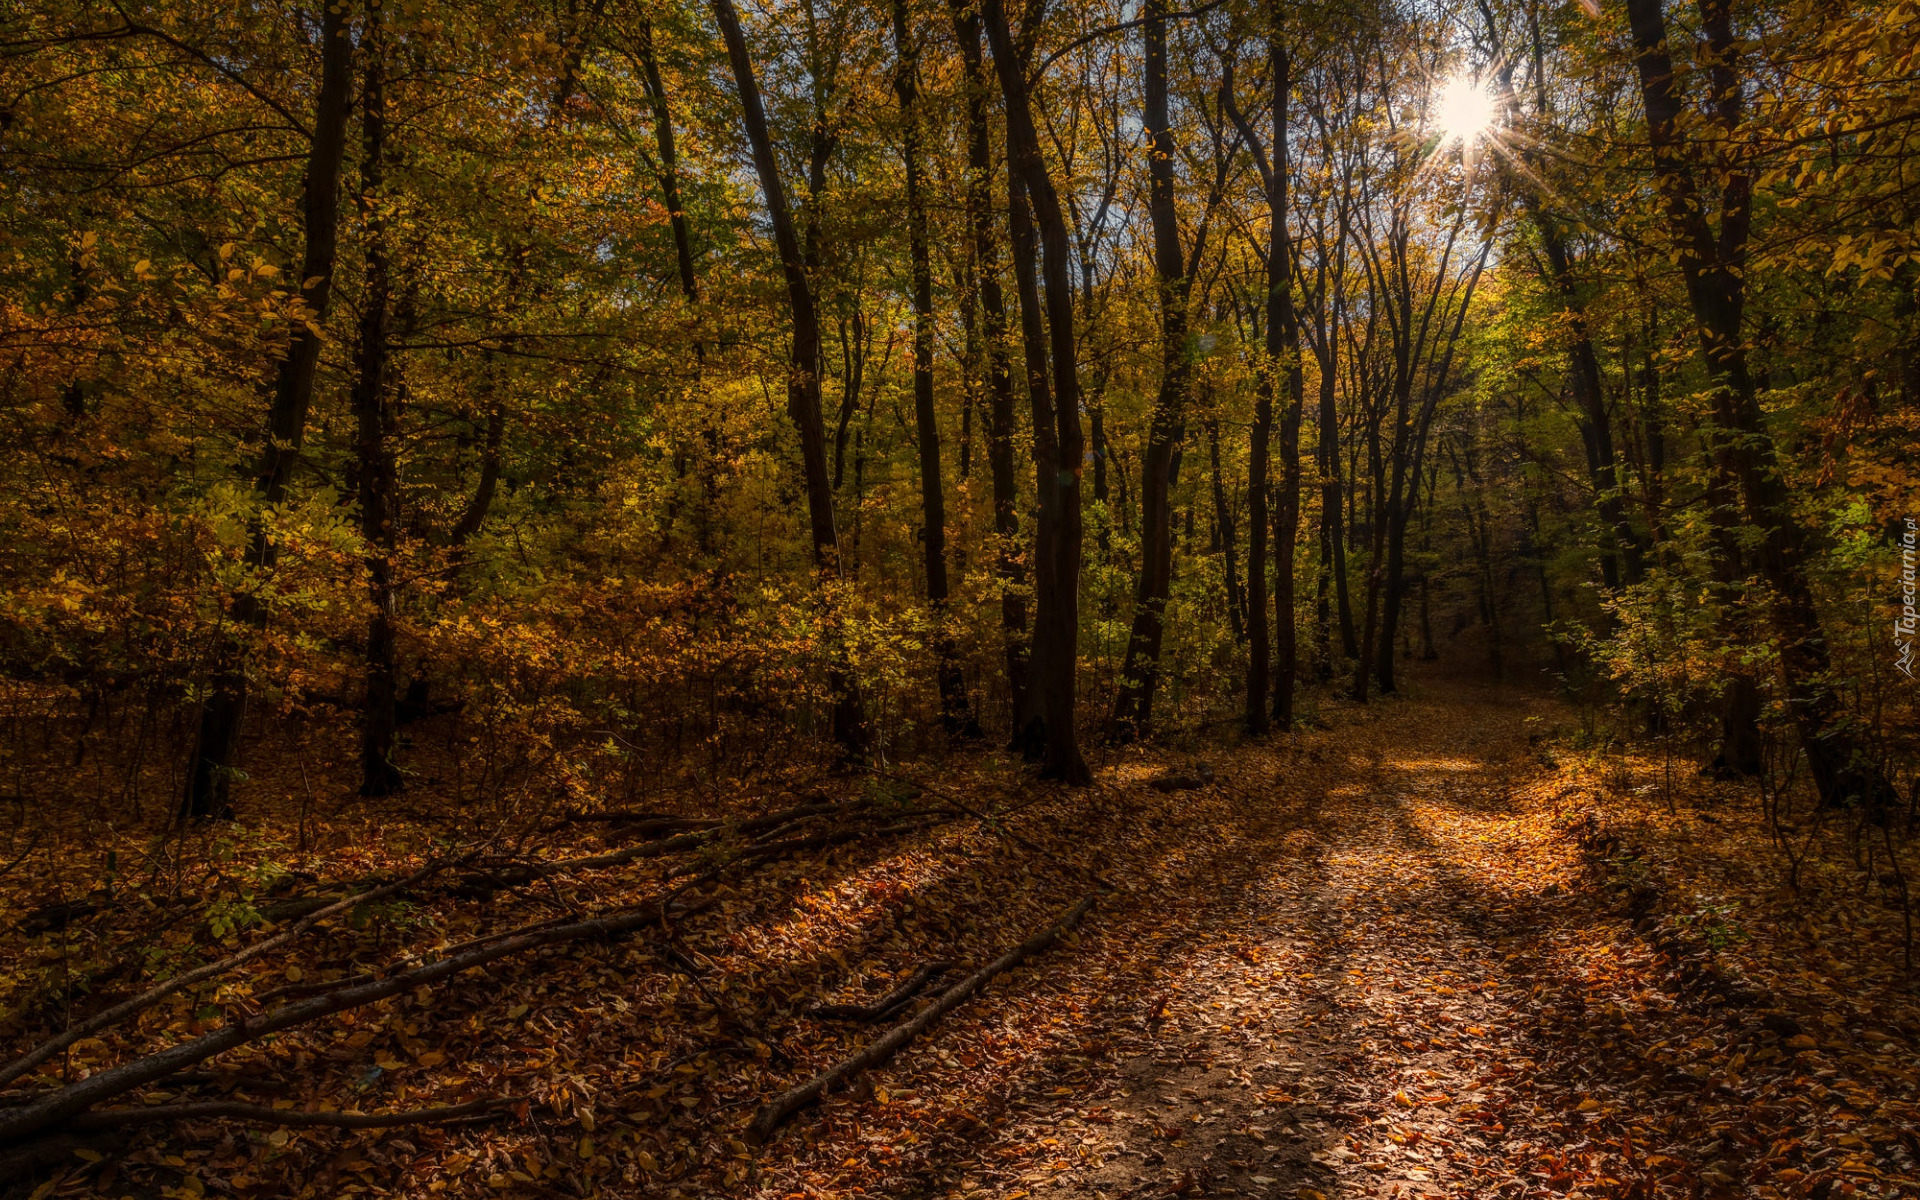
(957, 691, 1554, 1200)
(25, 681, 1908, 1199)
(839, 685, 1669, 1200)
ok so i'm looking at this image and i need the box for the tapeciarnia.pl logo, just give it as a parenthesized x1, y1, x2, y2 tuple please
(1899, 516, 1917, 680)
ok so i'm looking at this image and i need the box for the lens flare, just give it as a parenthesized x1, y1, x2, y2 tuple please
(1432, 72, 1499, 148)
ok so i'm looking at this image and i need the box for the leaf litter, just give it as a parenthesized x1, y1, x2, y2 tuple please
(3, 681, 1916, 1198)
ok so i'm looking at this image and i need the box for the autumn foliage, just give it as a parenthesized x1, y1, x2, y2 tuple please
(0, 0, 1917, 1193)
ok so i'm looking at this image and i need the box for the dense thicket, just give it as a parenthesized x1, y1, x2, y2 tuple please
(2, 0, 1915, 808)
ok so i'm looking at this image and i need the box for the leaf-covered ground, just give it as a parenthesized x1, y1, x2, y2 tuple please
(4, 682, 1917, 1198)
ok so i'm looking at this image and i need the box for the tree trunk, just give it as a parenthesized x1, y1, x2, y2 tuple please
(1268, 34, 1301, 730)
(351, 4, 402, 797)
(1111, 0, 1193, 740)
(985, 0, 1090, 784)
(1207, 418, 1245, 646)
(1625, 0, 1889, 811)
(950, 0, 1029, 723)
(183, 1, 356, 820)
(712, 0, 867, 759)
(893, 0, 975, 736)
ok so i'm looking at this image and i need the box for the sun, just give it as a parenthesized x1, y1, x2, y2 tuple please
(1431, 71, 1499, 149)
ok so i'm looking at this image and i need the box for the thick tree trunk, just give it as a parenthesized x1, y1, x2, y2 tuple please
(1625, 0, 1889, 811)
(950, 0, 1029, 721)
(712, 0, 867, 759)
(183, 2, 356, 820)
(893, 0, 975, 736)
(985, 0, 1090, 784)
(1112, 0, 1192, 740)
(351, 5, 402, 797)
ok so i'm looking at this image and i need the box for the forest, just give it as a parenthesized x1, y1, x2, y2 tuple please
(0, 0, 1917, 1194)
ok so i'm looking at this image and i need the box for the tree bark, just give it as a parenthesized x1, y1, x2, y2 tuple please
(351, 2, 402, 797)
(1267, 33, 1301, 730)
(1111, 0, 1193, 740)
(712, 0, 867, 759)
(183, 1, 356, 820)
(894, 0, 976, 736)
(951, 0, 1030, 722)
(984, 0, 1090, 784)
(1625, 0, 1890, 811)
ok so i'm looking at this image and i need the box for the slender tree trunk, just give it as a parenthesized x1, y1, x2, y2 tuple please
(893, 0, 975, 736)
(183, 2, 355, 820)
(1006, 171, 1054, 754)
(1112, 0, 1192, 740)
(1320, 366, 1356, 663)
(1207, 418, 1245, 646)
(638, 19, 699, 315)
(1246, 336, 1273, 731)
(1268, 34, 1301, 730)
(351, 5, 402, 797)
(985, 0, 1090, 784)
(635, 17, 718, 554)
(712, 0, 867, 759)
(1526, 198, 1642, 589)
(951, 0, 1028, 723)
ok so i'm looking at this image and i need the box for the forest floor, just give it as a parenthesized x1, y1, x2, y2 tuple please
(3, 678, 1918, 1199)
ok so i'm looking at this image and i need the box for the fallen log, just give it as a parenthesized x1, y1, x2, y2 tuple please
(748, 894, 1096, 1142)
(0, 895, 712, 1156)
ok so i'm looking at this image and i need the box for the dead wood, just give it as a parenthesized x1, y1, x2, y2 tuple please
(66, 1095, 524, 1132)
(806, 961, 953, 1022)
(460, 799, 857, 893)
(0, 894, 712, 1152)
(747, 894, 1096, 1142)
(0, 856, 461, 1094)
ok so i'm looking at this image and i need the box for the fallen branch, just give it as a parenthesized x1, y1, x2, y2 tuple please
(66, 1096, 524, 1132)
(806, 962, 952, 1022)
(748, 894, 1097, 1142)
(861, 766, 1051, 855)
(463, 799, 856, 892)
(0, 894, 711, 1151)
(0, 855, 464, 1094)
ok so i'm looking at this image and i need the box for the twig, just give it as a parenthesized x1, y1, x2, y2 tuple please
(748, 894, 1097, 1142)
(861, 765, 1047, 854)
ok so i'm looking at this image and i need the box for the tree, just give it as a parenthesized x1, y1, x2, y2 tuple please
(984, 0, 1091, 784)
(710, 0, 869, 759)
(182, 0, 357, 820)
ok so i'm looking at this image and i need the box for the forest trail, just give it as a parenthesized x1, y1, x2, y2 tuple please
(905, 685, 1576, 1200)
(966, 687, 1587, 1200)
(10, 681, 1915, 1198)
(753, 682, 1914, 1200)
